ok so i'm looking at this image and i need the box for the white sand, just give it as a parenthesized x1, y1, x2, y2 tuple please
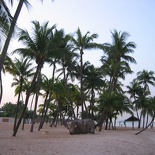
(0, 123, 155, 155)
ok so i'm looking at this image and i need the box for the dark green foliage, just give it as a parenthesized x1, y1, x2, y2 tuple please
(0, 101, 29, 117)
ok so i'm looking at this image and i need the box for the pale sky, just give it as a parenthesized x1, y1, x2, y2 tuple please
(1, 0, 155, 107)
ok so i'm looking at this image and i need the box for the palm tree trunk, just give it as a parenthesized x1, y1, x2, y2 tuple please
(84, 101, 88, 118)
(80, 50, 84, 119)
(22, 115, 26, 130)
(76, 106, 79, 118)
(109, 62, 119, 92)
(40, 92, 52, 130)
(13, 79, 23, 131)
(0, 74, 3, 104)
(38, 92, 49, 131)
(142, 114, 146, 129)
(136, 112, 155, 135)
(50, 109, 58, 127)
(90, 87, 95, 119)
(30, 72, 41, 132)
(97, 109, 109, 131)
(135, 106, 139, 120)
(30, 94, 35, 111)
(138, 111, 142, 128)
(146, 113, 149, 127)
(30, 93, 39, 132)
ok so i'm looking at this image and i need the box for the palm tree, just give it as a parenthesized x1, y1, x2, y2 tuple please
(0, 0, 13, 40)
(147, 97, 155, 128)
(0, 0, 31, 74)
(54, 29, 79, 84)
(97, 30, 136, 127)
(126, 79, 142, 119)
(136, 70, 155, 93)
(83, 64, 105, 119)
(71, 28, 99, 118)
(101, 30, 136, 92)
(135, 96, 155, 135)
(134, 70, 155, 128)
(51, 80, 68, 125)
(12, 20, 56, 136)
(38, 75, 54, 130)
(97, 91, 132, 130)
(5, 56, 35, 131)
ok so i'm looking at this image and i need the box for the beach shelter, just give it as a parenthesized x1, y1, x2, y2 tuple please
(125, 116, 139, 130)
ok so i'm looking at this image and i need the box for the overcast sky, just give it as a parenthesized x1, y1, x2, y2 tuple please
(1, 0, 155, 107)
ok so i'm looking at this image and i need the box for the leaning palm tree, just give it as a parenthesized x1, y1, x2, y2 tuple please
(0, 0, 13, 41)
(12, 20, 56, 136)
(71, 28, 99, 118)
(0, 0, 30, 105)
(0, 0, 31, 75)
(0, 0, 54, 104)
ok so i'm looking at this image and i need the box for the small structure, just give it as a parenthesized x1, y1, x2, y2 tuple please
(125, 116, 139, 130)
(0, 117, 15, 123)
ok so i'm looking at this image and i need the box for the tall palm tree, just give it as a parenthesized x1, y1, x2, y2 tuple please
(71, 28, 99, 118)
(97, 30, 136, 127)
(12, 20, 56, 136)
(101, 30, 136, 92)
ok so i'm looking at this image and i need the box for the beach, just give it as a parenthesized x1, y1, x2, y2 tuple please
(0, 123, 155, 155)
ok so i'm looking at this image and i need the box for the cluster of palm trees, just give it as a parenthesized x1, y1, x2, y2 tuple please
(1, 1, 155, 137)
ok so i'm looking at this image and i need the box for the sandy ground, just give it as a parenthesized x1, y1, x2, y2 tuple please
(0, 123, 155, 155)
